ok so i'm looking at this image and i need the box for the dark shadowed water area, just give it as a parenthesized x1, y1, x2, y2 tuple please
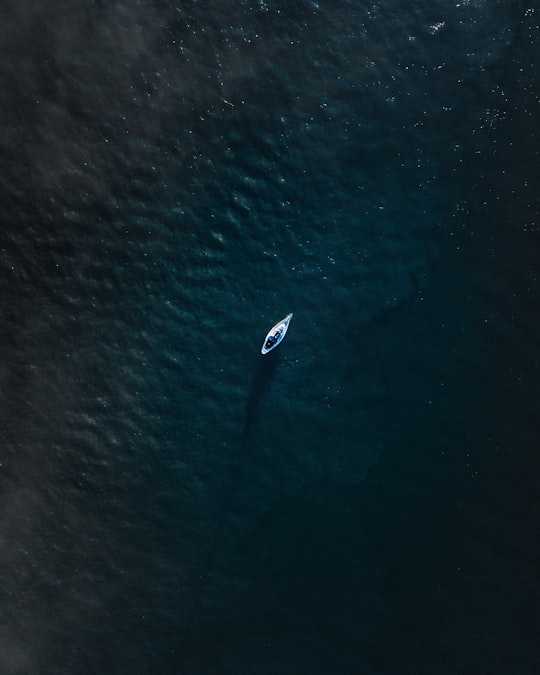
(0, 1, 539, 673)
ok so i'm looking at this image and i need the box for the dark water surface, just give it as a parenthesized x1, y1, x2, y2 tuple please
(0, 1, 539, 673)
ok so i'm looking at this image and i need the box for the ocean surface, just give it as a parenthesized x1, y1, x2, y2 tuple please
(0, 1, 539, 673)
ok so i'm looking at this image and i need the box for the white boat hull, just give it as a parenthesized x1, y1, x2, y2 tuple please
(261, 313, 293, 354)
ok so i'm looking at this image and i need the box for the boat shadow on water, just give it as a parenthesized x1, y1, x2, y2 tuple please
(242, 349, 279, 449)
(184, 350, 280, 625)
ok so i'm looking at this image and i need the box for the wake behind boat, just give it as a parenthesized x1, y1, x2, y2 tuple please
(261, 313, 293, 354)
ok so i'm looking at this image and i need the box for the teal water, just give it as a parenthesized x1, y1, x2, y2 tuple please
(0, 1, 538, 673)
